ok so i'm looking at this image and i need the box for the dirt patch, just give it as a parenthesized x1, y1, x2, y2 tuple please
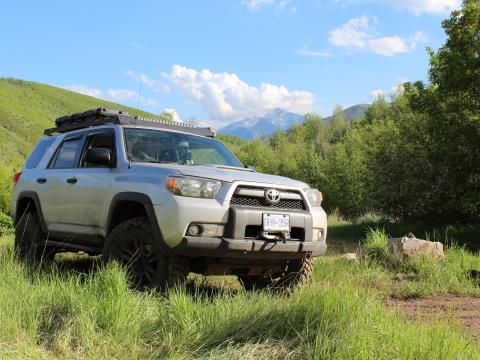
(385, 294, 480, 340)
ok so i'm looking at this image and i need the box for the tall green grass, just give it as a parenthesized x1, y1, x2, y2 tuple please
(362, 228, 480, 297)
(327, 211, 480, 254)
(0, 234, 479, 359)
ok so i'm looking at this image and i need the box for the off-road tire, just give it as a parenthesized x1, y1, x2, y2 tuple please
(273, 257, 313, 291)
(239, 257, 314, 293)
(103, 217, 170, 290)
(14, 211, 54, 263)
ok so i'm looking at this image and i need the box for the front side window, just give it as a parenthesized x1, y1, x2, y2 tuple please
(124, 128, 242, 167)
(80, 132, 115, 167)
(52, 137, 84, 169)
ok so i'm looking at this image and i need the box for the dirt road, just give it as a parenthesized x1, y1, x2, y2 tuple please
(386, 295, 480, 340)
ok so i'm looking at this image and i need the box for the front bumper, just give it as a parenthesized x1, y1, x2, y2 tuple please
(170, 236, 327, 259)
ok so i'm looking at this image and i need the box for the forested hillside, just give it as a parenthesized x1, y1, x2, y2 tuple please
(222, 0, 480, 224)
(0, 79, 168, 213)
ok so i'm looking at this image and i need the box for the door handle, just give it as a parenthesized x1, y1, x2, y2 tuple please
(66, 177, 77, 184)
(36, 178, 47, 184)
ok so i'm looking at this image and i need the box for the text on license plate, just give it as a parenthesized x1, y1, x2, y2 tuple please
(262, 213, 290, 232)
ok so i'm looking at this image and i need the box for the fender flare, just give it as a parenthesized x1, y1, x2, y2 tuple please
(106, 192, 170, 255)
(15, 191, 48, 234)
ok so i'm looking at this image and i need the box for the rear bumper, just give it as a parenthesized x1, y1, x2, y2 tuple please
(170, 236, 327, 260)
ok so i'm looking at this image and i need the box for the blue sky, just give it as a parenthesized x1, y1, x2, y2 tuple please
(0, 0, 459, 127)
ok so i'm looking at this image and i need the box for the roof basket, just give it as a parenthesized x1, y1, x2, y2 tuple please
(44, 108, 216, 137)
(54, 108, 127, 127)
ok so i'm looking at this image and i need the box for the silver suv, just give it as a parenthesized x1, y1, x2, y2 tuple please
(12, 108, 327, 291)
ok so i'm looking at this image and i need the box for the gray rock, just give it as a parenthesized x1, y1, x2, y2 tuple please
(341, 253, 358, 262)
(388, 236, 444, 261)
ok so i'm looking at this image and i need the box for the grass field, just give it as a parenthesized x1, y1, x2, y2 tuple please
(1, 224, 479, 359)
(1, 78, 480, 358)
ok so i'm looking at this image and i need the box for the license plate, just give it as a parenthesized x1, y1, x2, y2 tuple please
(263, 213, 290, 232)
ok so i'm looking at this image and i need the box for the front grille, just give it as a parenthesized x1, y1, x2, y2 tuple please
(230, 186, 307, 210)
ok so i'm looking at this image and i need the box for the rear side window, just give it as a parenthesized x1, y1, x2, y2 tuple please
(25, 138, 55, 169)
(51, 137, 85, 169)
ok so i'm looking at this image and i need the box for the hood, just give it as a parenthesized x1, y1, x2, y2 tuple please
(178, 165, 308, 188)
(136, 163, 308, 188)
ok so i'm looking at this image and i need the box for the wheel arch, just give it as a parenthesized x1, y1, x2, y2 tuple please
(15, 191, 48, 233)
(106, 192, 169, 255)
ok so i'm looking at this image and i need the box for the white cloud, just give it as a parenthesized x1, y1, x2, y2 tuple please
(241, 0, 275, 11)
(162, 108, 182, 122)
(329, 0, 460, 14)
(241, 0, 296, 14)
(391, 77, 408, 95)
(329, 15, 370, 48)
(367, 36, 409, 56)
(105, 88, 158, 106)
(328, 16, 426, 56)
(370, 89, 385, 99)
(164, 65, 315, 121)
(141, 97, 159, 107)
(410, 30, 428, 49)
(62, 84, 102, 98)
(106, 88, 137, 102)
(124, 70, 170, 93)
(370, 77, 408, 101)
(299, 44, 333, 57)
(61, 84, 158, 107)
(390, 0, 460, 14)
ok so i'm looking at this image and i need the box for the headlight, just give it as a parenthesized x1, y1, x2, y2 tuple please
(304, 188, 323, 207)
(165, 176, 222, 198)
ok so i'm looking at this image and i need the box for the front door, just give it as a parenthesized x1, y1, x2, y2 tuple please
(41, 130, 116, 239)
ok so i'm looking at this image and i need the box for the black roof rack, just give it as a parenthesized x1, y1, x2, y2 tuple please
(44, 108, 216, 138)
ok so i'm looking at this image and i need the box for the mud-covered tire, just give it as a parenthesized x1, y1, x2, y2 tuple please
(273, 257, 313, 292)
(14, 211, 54, 263)
(239, 257, 314, 293)
(103, 217, 170, 290)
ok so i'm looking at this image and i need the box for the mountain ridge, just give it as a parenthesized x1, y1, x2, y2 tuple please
(218, 104, 369, 140)
(218, 108, 304, 140)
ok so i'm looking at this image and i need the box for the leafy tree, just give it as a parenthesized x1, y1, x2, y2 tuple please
(402, 0, 480, 222)
(328, 105, 348, 144)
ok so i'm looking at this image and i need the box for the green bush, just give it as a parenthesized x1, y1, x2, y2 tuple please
(0, 212, 13, 237)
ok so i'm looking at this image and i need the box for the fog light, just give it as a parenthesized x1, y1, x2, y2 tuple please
(186, 223, 224, 237)
(313, 228, 324, 241)
(188, 225, 202, 236)
(201, 224, 225, 237)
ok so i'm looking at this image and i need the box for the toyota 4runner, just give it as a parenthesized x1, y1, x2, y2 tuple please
(12, 108, 327, 291)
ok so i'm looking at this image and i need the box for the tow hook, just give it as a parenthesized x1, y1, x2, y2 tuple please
(260, 231, 291, 242)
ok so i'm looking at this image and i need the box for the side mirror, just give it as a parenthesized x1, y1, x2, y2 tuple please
(84, 147, 112, 167)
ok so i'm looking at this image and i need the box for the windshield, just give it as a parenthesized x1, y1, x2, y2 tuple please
(124, 128, 243, 167)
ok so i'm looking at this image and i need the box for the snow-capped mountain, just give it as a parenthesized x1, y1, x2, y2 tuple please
(218, 105, 369, 140)
(218, 108, 304, 140)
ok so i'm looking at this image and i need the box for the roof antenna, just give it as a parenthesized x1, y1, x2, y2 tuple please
(135, 81, 143, 115)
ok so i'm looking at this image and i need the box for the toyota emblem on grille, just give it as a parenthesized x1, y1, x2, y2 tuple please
(265, 188, 281, 204)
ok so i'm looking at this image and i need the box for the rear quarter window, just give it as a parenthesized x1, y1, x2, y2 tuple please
(25, 138, 56, 169)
